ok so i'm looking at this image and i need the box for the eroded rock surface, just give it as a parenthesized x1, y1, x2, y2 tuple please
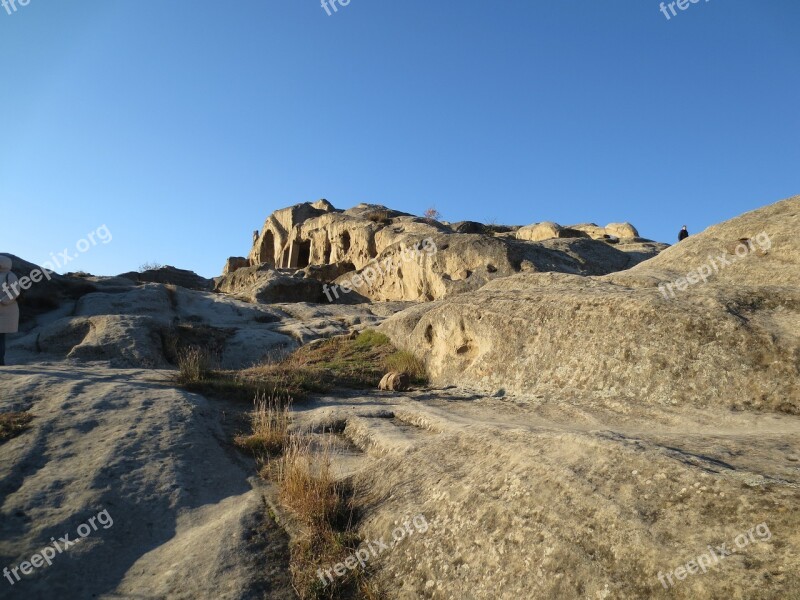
(380, 196, 800, 412)
(226, 200, 665, 303)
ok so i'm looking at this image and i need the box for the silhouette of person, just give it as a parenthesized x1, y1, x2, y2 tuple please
(678, 225, 689, 242)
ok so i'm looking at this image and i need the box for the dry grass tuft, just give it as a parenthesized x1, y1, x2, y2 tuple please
(384, 350, 427, 383)
(0, 412, 34, 442)
(264, 434, 371, 598)
(176, 346, 213, 384)
(234, 393, 292, 456)
(273, 435, 345, 528)
(364, 209, 392, 225)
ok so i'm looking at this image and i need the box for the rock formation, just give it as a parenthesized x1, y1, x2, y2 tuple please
(118, 265, 213, 291)
(380, 195, 800, 413)
(222, 200, 664, 303)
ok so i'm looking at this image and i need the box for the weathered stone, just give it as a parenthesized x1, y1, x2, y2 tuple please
(380, 195, 800, 412)
(516, 221, 563, 241)
(223, 257, 249, 275)
(605, 222, 639, 239)
(238, 202, 663, 303)
(379, 371, 410, 391)
(214, 264, 324, 304)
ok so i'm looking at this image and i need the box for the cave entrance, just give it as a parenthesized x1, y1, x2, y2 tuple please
(296, 240, 312, 269)
(322, 240, 332, 265)
(339, 231, 351, 256)
(260, 231, 275, 266)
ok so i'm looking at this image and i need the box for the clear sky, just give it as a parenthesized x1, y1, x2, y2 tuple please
(1, 0, 798, 278)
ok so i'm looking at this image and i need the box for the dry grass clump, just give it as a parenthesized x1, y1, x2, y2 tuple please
(0, 412, 34, 442)
(273, 435, 345, 527)
(176, 346, 213, 384)
(364, 209, 392, 225)
(234, 393, 292, 456)
(384, 350, 427, 383)
(263, 434, 376, 598)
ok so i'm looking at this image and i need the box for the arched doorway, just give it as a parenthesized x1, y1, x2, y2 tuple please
(260, 231, 275, 266)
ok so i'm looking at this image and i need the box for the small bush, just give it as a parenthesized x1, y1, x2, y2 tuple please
(176, 346, 212, 384)
(234, 393, 291, 457)
(424, 207, 442, 222)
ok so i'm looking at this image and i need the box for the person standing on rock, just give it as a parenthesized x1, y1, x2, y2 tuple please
(678, 225, 689, 242)
(0, 255, 20, 366)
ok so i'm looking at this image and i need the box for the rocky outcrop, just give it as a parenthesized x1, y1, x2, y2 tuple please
(222, 257, 249, 275)
(516, 221, 640, 242)
(214, 265, 324, 304)
(380, 196, 800, 412)
(515, 221, 571, 241)
(236, 201, 665, 303)
(335, 234, 666, 302)
(118, 265, 212, 291)
(0, 254, 100, 324)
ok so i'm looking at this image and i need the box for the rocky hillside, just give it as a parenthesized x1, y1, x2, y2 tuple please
(380, 196, 800, 413)
(3, 196, 798, 600)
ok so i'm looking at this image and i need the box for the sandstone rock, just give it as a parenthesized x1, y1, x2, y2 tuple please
(238, 202, 661, 303)
(223, 256, 249, 275)
(1, 254, 99, 324)
(378, 371, 410, 391)
(451, 221, 486, 234)
(567, 222, 607, 239)
(605, 221, 639, 239)
(214, 265, 324, 304)
(340, 234, 662, 303)
(517, 222, 641, 242)
(380, 196, 800, 413)
(515, 221, 562, 241)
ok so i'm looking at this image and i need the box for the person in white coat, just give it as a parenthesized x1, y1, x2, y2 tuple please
(0, 255, 20, 366)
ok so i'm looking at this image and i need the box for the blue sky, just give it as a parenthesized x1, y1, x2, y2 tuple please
(1, 0, 798, 278)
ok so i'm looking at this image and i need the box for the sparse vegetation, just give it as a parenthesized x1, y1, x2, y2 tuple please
(234, 393, 291, 456)
(262, 434, 377, 599)
(163, 322, 233, 365)
(175, 329, 425, 404)
(176, 346, 213, 384)
(364, 209, 392, 225)
(0, 412, 33, 442)
(139, 261, 163, 272)
(385, 349, 427, 383)
(424, 207, 442, 222)
(184, 325, 428, 595)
